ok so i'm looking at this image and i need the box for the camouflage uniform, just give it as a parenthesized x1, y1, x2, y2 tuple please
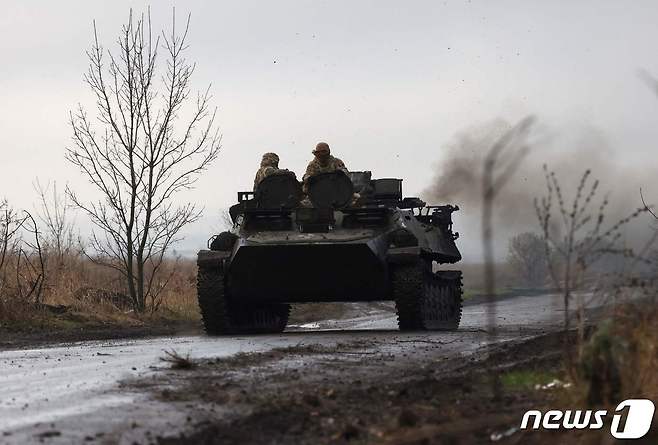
(302, 143, 348, 193)
(303, 155, 347, 180)
(253, 152, 280, 191)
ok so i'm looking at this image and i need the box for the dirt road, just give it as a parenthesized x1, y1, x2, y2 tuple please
(0, 293, 565, 444)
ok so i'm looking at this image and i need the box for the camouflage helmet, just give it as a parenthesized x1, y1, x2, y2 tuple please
(312, 142, 330, 155)
(261, 152, 280, 167)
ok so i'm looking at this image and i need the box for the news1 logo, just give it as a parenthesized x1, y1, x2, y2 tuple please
(520, 399, 655, 439)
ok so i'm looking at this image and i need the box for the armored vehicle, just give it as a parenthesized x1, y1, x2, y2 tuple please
(197, 170, 463, 334)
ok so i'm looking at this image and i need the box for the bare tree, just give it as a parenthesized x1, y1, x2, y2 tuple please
(33, 180, 86, 302)
(66, 10, 221, 311)
(16, 211, 45, 304)
(34, 180, 77, 268)
(507, 232, 548, 288)
(535, 166, 647, 365)
(0, 201, 45, 305)
(0, 201, 25, 298)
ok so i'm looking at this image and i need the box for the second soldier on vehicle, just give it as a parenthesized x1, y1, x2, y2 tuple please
(302, 142, 347, 193)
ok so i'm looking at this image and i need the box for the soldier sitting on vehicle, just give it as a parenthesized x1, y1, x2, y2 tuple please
(253, 152, 282, 191)
(302, 142, 363, 206)
(302, 142, 348, 193)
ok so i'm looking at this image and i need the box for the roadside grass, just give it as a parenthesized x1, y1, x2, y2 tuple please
(0, 256, 200, 342)
(570, 300, 658, 407)
(1, 289, 199, 332)
(500, 369, 560, 390)
(462, 287, 508, 300)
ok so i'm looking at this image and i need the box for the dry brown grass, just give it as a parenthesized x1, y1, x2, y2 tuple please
(0, 298, 36, 325)
(607, 302, 657, 401)
(153, 259, 199, 321)
(571, 299, 658, 407)
(0, 252, 200, 333)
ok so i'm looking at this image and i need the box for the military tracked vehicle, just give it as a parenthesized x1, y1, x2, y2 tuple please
(197, 170, 463, 334)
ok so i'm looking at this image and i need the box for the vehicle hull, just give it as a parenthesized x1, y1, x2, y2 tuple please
(227, 237, 389, 303)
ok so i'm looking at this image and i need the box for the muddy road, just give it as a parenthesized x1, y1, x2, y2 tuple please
(0, 293, 567, 444)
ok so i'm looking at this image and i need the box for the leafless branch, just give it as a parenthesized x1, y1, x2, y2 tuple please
(640, 188, 657, 220)
(66, 9, 221, 311)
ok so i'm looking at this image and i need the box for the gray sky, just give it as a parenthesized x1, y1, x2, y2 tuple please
(1, 0, 658, 259)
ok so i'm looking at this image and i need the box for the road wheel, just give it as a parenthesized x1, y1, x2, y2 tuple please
(393, 261, 462, 331)
(197, 265, 231, 335)
(197, 264, 290, 335)
(425, 270, 463, 330)
(392, 260, 428, 330)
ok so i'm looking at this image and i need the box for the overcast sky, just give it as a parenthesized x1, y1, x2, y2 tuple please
(1, 1, 657, 259)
